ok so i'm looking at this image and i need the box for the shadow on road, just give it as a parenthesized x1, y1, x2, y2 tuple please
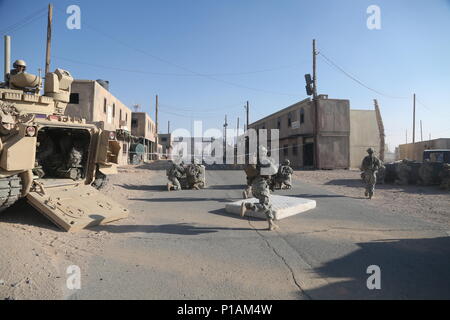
(306, 236, 450, 299)
(207, 184, 245, 190)
(208, 208, 262, 222)
(90, 223, 253, 235)
(116, 184, 167, 192)
(129, 197, 233, 203)
(0, 199, 61, 232)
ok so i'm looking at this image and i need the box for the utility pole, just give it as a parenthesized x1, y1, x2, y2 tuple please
(312, 39, 319, 169)
(223, 115, 228, 163)
(245, 101, 249, 131)
(168, 120, 170, 134)
(155, 94, 159, 160)
(406, 129, 408, 144)
(4, 35, 10, 82)
(420, 120, 423, 141)
(412, 93, 416, 144)
(45, 3, 53, 75)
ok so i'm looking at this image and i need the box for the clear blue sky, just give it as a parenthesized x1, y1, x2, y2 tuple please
(1, 0, 449, 150)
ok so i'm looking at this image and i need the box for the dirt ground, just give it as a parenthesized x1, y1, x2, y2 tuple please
(294, 169, 450, 227)
(0, 164, 157, 300)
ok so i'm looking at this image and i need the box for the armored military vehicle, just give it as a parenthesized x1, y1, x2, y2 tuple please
(0, 37, 128, 231)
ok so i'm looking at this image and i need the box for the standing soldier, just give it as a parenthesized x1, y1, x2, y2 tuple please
(360, 148, 381, 199)
(275, 159, 294, 189)
(240, 146, 279, 231)
(243, 153, 258, 199)
(166, 160, 185, 191)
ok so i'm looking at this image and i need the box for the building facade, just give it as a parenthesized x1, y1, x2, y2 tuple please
(349, 110, 381, 168)
(131, 112, 157, 161)
(249, 96, 351, 169)
(66, 80, 133, 165)
(158, 133, 173, 159)
(398, 138, 450, 161)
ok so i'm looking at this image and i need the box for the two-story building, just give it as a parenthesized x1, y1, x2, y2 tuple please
(65, 80, 133, 165)
(249, 96, 350, 169)
(248, 95, 383, 169)
(130, 112, 158, 161)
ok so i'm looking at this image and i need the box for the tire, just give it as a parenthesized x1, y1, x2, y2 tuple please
(0, 175, 22, 213)
(92, 171, 109, 190)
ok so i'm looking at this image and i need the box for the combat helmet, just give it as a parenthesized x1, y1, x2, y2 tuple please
(283, 159, 290, 166)
(367, 147, 374, 154)
(13, 59, 27, 70)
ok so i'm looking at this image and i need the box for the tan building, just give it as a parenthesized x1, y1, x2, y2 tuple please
(158, 133, 173, 159)
(398, 138, 450, 161)
(249, 96, 384, 169)
(65, 80, 133, 165)
(249, 96, 350, 169)
(349, 110, 381, 168)
(131, 112, 157, 160)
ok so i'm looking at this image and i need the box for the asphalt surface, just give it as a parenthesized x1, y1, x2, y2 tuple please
(65, 167, 450, 300)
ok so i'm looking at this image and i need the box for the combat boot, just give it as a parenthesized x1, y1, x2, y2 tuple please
(268, 219, 279, 231)
(368, 191, 373, 200)
(167, 183, 173, 191)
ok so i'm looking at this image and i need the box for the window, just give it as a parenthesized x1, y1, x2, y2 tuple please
(69, 93, 79, 104)
(123, 143, 128, 155)
(288, 113, 292, 128)
(277, 118, 281, 129)
(131, 119, 137, 127)
(161, 137, 167, 142)
(119, 109, 122, 121)
(300, 108, 305, 124)
(283, 144, 289, 156)
(126, 113, 128, 122)
(262, 123, 265, 129)
(103, 98, 107, 113)
(293, 144, 298, 156)
(113, 103, 116, 117)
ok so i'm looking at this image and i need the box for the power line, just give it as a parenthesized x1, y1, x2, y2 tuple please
(53, 56, 302, 77)
(52, 4, 301, 98)
(318, 51, 409, 100)
(0, 7, 47, 35)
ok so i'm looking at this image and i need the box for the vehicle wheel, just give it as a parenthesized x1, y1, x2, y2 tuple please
(92, 170, 109, 190)
(0, 175, 22, 213)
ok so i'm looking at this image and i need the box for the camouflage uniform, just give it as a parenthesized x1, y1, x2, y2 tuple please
(186, 162, 204, 190)
(360, 148, 381, 199)
(167, 162, 184, 191)
(243, 162, 258, 199)
(418, 159, 434, 186)
(275, 159, 294, 189)
(439, 164, 450, 191)
(240, 146, 279, 231)
(395, 159, 411, 186)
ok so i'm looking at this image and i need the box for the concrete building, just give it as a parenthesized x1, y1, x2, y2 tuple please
(248, 96, 384, 169)
(131, 112, 157, 161)
(349, 110, 381, 168)
(158, 133, 173, 159)
(66, 80, 133, 165)
(249, 96, 350, 169)
(398, 138, 450, 161)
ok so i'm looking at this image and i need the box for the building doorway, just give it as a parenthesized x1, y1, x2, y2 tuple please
(303, 143, 314, 167)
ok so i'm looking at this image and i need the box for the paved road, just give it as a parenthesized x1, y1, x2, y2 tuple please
(65, 167, 450, 300)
